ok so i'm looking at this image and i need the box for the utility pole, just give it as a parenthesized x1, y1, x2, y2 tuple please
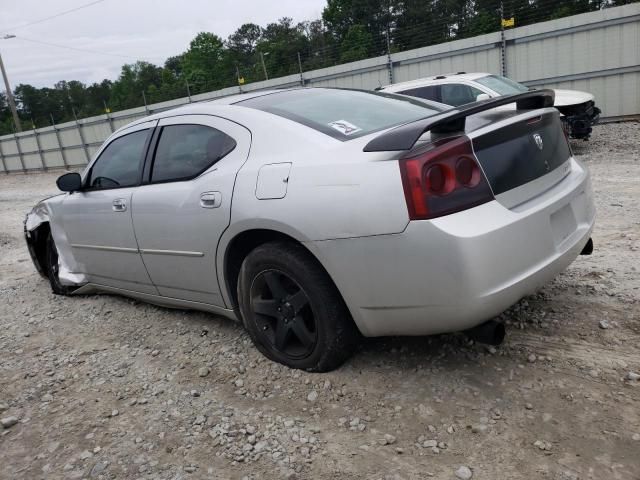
(260, 52, 269, 80)
(0, 35, 21, 132)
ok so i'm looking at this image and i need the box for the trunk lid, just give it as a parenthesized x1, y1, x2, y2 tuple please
(469, 109, 571, 209)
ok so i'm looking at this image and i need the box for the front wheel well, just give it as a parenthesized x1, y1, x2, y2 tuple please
(28, 222, 51, 278)
(223, 229, 333, 311)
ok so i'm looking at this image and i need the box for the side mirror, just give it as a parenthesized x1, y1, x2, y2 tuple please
(56, 172, 82, 192)
(476, 93, 491, 102)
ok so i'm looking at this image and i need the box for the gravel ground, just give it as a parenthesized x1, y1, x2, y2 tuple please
(1, 122, 639, 480)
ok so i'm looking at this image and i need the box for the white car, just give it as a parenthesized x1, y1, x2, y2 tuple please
(380, 73, 601, 140)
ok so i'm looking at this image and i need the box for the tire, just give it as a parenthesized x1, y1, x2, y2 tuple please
(238, 241, 359, 372)
(45, 233, 75, 295)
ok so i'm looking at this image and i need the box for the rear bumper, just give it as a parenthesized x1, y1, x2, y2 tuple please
(310, 157, 595, 337)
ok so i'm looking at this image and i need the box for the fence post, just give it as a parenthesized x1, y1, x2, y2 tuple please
(500, 1, 507, 76)
(297, 52, 305, 86)
(0, 139, 7, 174)
(14, 133, 26, 173)
(73, 108, 91, 164)
(50, 114, 68, 169)
(103, 101, 115, 133)
(142, 91, 150, 115)
(385, 32, 394, 85)
(31, 120, 47, 171)
(186, 81, 192, 103)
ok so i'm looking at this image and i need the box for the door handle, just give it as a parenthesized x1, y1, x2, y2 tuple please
(112, 198, 127, 212)
(200, 191, 222, 209)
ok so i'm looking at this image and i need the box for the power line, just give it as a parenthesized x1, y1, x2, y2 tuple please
(0, 0, 108, 34)
(14, 35, 164, 63)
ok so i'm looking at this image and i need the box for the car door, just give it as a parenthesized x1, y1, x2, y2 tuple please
(131, 115, 251, 306)
(60, 121, 158, 294)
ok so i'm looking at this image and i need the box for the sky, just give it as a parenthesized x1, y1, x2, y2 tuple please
(0, 0, 326, 89)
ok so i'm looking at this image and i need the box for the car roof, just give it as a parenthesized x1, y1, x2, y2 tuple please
(120, 87, 447, 134)
(380, 72, 491, 91)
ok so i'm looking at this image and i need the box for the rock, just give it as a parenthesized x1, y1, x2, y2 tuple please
(111, 409, 119, 417)
(1, 416, 19, 429)
(198, 367, 210, 377)
(632, 433, 640, 441)
(471, 424, 487, 434)
(0, 403, 8, 412)
(284, 419, 295, 428)
(599, 320, 610, 329)
(383, 434, 396, 445)
(626, 372, 640, 381)
(234, 379, 244, 388)
(307, 390, 318, 402)
(79, 450, 93, 460)
(533, 440, 552, 451)
(423, 439, 437, 448)
(525, 403, 533, 410)
(90, 461, 108, 477)
(455, 466, 473, 479)
(151, 349, 160, 356)
(184, 465, 197, 473)
(527, 354, 537, 363)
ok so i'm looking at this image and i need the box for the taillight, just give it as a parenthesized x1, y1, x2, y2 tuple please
(398, 136, 494, 220)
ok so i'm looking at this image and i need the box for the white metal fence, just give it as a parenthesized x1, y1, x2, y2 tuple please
(1, 3, 639, 174)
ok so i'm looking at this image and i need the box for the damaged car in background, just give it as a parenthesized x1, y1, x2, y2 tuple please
(25, 87, 595, 372)
(380, 72, 601, 140)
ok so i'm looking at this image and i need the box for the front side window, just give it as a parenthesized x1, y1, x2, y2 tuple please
(150, 124, 237, 183)
(476, 75, 529, 96)
(237, 88, 444, 140)
(88, 129, 149, 189)
(439, 84, 485, 106)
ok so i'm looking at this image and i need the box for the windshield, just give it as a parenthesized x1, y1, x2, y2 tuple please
(236, 88, 444, 140)
(476, 75, 529, 95)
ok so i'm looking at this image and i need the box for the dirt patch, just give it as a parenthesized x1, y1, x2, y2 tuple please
(0, 123, 639, 480)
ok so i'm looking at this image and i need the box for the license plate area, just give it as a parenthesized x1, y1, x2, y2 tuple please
(550, 203, 577, 248)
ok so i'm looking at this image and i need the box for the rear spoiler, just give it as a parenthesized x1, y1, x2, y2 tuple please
(364, 89, 555, 152)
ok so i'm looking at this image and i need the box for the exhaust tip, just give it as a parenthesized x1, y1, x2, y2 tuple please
(465, 320, 505, 346)
(580, 238, 593, 255)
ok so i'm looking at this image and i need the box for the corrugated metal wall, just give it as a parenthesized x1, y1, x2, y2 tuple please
(1, 3, 639, 173)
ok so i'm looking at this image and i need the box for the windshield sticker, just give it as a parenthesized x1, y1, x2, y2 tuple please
(328, 120, 362, 136)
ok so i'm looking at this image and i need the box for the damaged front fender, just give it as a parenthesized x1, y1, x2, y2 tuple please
(24, 196, 88, 287)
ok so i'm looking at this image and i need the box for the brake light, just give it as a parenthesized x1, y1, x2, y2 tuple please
(398, 136, 494, 220)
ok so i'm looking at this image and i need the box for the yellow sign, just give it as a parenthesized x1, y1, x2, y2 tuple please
(502, 17, 515, 28)
(238, 76, 245, 85)
(105, 107, 111, 113)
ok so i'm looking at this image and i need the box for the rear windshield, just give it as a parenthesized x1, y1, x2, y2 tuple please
(236, 88, 444, 140)
(476, 75, 529, 96)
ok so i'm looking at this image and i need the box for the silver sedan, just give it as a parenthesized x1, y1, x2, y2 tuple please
(24, 88, 596, 371)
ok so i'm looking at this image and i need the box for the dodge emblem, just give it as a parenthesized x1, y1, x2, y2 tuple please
(533, 133, 544, 151)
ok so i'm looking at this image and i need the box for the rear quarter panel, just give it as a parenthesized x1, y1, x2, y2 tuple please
(225, 108, 410, 241)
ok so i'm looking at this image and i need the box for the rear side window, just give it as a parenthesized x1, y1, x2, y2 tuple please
(237, 88, 443, 140)
(151, 124, 236, 183)
(400, 85, 441, 102)
(439, 84, 485, 106)
(88, 129, 149, 189)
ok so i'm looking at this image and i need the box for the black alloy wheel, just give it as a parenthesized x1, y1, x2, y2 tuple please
(237, 241, 359, 372)
(250, 269, 318, 359)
